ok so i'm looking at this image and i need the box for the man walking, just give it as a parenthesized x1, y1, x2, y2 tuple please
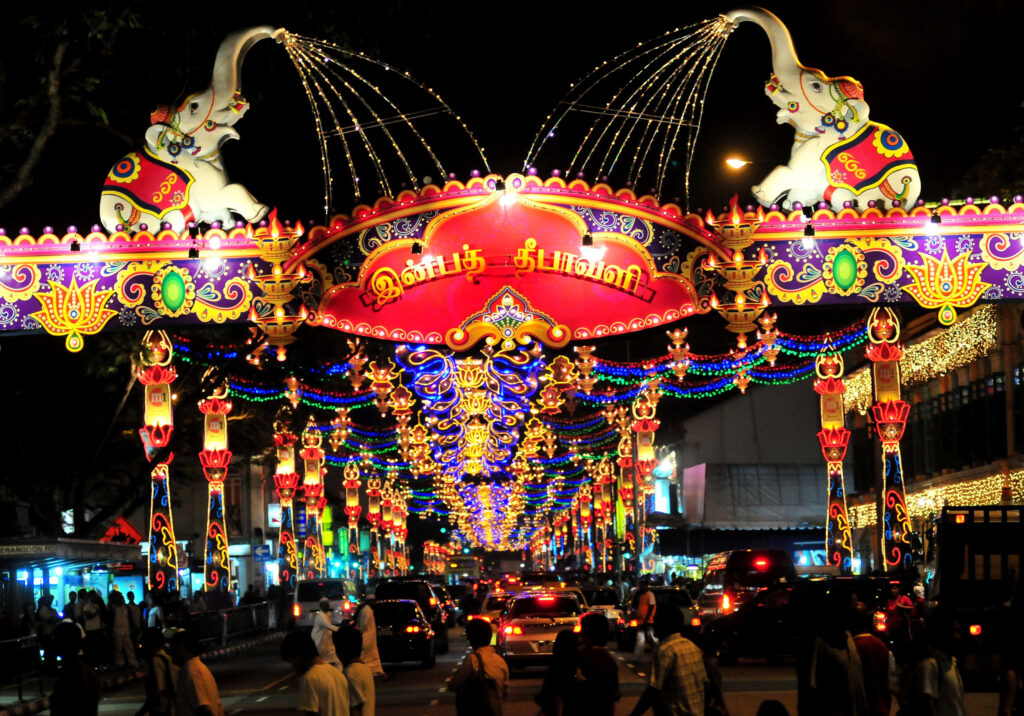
(311, 597, 342, 669)
(449, 618, 509, 716)
(629, 607, 707, 716)
(170, 629, 225, 716)
(632, 578, 657, 663)
(281, 631, 350, 716)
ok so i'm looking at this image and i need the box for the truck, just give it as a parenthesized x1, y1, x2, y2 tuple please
(930, 505, 1022, 689)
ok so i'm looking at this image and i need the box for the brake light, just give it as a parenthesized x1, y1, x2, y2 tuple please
(691, 617, 702, 627)
(293, 603, 301, 618)
(406, 625, 421, 633)
(721, 592, 733, 614)
(955, 514, 966, 524)
(572, 624, 582, 633)
(628, 619, 639, 628)
(538, 596, 555, 603)
(969, 624, 982, 636)
(504, 626, 523, 635)
(429, 597, 437, 606)
(753, 558, 769, 570)
(873, 611, 887, 632)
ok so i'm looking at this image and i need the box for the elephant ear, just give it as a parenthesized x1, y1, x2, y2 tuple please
(836, 77, 864, 100)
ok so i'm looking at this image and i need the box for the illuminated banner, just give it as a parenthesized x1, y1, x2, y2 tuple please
(318, 188, 700, 349)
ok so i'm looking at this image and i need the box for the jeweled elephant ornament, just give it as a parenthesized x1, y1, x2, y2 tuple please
(723, 8, 921, 211)
(100, 27, 283, 233)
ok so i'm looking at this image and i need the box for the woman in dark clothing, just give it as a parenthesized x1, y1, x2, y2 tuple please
(534, 630, 583, 716)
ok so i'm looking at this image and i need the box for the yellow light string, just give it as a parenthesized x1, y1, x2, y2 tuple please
(844, 306, 999, 414)
(849, 469, 1024, 528)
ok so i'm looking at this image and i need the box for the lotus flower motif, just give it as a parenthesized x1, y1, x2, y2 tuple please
(198, 397, 233, 415)
(902, 249, 991, 325)
(138, 364, 178, 386)
(274, 471, 301, 492)
(30, 277, 118, 352)
(872, 399, 911, 444)
(865, 341, 904, 363)
(813, 376, 846, 395)
(817, 426, 851, 462)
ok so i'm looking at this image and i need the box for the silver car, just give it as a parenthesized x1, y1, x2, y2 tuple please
(497, 592, 582, 666)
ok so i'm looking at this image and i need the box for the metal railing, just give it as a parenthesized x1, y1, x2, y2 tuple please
(183, 602, 276, 648)
(0, 635, 43, 702)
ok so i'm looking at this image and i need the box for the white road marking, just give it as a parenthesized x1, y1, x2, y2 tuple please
(256, 696, 267, 702)
(229, 710, 242, 715)
(437, 686, 446, 693)
(638, 671, 647, 677)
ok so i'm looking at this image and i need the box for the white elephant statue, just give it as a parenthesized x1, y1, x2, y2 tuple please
(100, 27, 284, 233)
(723, 8, 921, 211)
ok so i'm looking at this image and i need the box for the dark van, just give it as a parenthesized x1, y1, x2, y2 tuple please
(698, 549, 796, 621)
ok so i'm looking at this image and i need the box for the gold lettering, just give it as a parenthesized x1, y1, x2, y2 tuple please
(368, 267, 404, 306)
(462, 247, 486, 281)
(514, 238, 538, 276)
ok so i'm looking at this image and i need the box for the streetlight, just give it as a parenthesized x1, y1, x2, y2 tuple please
(725, 157, 753, 170)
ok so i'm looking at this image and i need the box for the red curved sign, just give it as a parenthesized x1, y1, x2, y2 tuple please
(318, 192, 698, 347)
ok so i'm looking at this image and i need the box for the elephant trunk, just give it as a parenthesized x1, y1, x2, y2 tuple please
(723, 7, 802, 85)
(209, 26, 282, 109)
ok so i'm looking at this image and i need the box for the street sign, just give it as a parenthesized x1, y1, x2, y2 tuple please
(253, 544, 273, 563)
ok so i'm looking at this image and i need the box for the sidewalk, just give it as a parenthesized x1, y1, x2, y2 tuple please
(0, 631, 284, 716)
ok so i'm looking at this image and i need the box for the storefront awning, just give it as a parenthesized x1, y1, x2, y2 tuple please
(0, 538, 142, 570)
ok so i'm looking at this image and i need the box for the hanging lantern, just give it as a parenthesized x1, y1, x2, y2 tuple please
(300, 416, 326, 578)
(813, 343, 853, 574)
(757, 313, 780, 367)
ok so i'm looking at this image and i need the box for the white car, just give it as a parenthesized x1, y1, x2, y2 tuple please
(292, 578, 360, 629)
(579, 586, 623, 634)
(497, 592, 583, 666)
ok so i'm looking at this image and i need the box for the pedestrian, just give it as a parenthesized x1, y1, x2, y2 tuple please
(631, 577, 657, 663)
(280, 630, 350, 716)
(449, 617, 509, 716)
(66, 591, 78, 621)
(913, 612, 967, 716)
(110, 591, 140, 669)
(851, 606, 892, 716)
(354, 597, 385, 678)
(170, 629, 225, 716)
(18, 601, 37, 637)
(75, 589, 89, 624)
(135, 627, 177, 716)
(50, 620, 100, 716)
(806, 593, 869, 716)
(82, 592, 107, 667)
(241, 584, 258, 605)
(884, 584, 914, 660)
(336, 625, 376, 716)
(578, 612, 620, 716)
(628, 606, 707, 716)
(35, 594, 59, 673)
(312, 597, 341, 668)
(688, 628, 729, 716)
(147, 595, 165, 629)
(534, 629, 583, 716)
(126, 591, 143, 641)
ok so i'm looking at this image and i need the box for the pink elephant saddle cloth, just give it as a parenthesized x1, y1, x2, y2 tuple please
(103, 148, 194, 223)
(820, 122, 915, 200)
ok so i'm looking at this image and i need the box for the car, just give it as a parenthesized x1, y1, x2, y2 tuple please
(697, 550, 797, 622)
(429, 583, 458, 627)
(497, 592, 583, 667)
(291, 578, 361, 630)
(617, 586, 700, 652)
(373, 579, 450, 653)
(372, 599, 437, 668)
(579, 585, 623, 634)
(702, 576, 894, 664)
(518, 571, 565, 589)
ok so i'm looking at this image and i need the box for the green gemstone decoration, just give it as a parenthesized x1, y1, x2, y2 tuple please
(831, 248, 858, 292)
(161, 270, 187, 312)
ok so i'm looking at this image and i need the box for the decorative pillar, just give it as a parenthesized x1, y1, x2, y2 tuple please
(272, 417, 300, 589)
(866, 307, 913, 572)
(814, 344, 853, 574)
(300, 416, 326, 579)
(137, 331, 179, 594)
(198, 383, 233, 593)
(247, 213, 308, 362)
(343, 462, 362, 553)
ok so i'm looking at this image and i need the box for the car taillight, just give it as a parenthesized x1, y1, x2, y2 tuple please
(691, 617, 702, 627)
(873, 611, 887, 632)
(429, 597, 437, 606)
(293, 603, 301, 618)
(406, 625, 421, 633)
(969, 624, 982, 636)
(504, 626, 523, 635)
(628, 619, 639, 628)
(572, 624, 582, 633)
(753, 558, 769, 570)
(721, 592, 733, 614)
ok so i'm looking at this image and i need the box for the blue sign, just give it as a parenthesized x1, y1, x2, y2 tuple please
(253, 544, 273, 563)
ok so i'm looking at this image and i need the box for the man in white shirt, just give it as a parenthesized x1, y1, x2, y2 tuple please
(336, 625, 375, 716)
(281, 630, 350, 716)
(170, 629, 225, 716)
(311, 597, 341, 669)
